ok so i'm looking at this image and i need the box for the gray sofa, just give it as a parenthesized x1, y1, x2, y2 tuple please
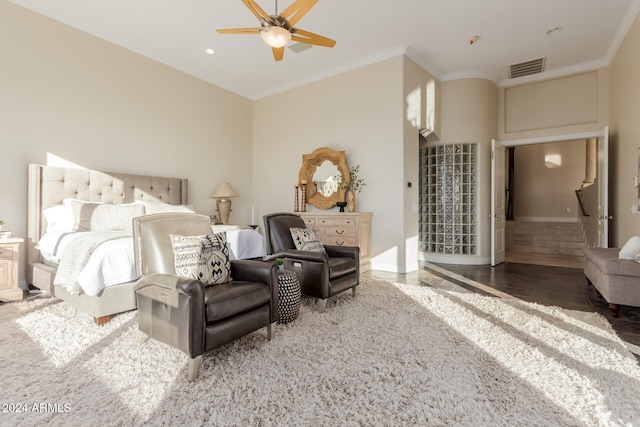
(583, 247, 640, 317)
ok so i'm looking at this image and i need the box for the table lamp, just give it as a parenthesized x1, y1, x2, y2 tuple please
(211, 181, 238, 224)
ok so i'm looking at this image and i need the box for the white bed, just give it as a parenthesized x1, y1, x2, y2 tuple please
(27, 164, 266, 325)
(35, 224, 266, 297)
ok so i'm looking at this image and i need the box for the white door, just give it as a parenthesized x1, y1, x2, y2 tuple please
(491, 139, 506, 266)
(597, 126, 610, 247)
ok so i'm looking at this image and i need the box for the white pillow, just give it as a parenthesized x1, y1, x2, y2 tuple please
(618, 236, 640, 260)
(67, 199, 145, 232)
(135, 200, 196, 215)
(43, 204, 74, 233)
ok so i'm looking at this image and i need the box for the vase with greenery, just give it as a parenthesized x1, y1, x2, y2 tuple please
(274, 258, 284, 273)
(336, 165, 366, 212)
(0, 220, 4, 232)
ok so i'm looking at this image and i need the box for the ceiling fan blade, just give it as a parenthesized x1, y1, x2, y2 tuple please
(281, 0, 318, 28)
(241, 0, 272, 24)
(272, 46, 284, 61)
(216, 27, 261, 34)
(291, 28, 336, 48)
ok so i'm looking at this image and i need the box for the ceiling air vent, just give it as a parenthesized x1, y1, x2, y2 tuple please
(509, 57, 546, 79)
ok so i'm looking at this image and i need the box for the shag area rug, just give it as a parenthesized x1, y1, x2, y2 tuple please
(2, 278, 640, 427)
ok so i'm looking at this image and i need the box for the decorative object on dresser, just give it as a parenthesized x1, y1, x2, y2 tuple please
(346, 190, 356, 212)
(0, 220, 11, 239)
(211, 181, 238, 225)
(293, 183, 300, 212)
(298, 147, 349, 210)
(336, 165, 367, 213)
(0, 237, 24, 301)
(300, 180, 307, 212)
(298, 211, 372, 272)
(263, 212, 360, 312)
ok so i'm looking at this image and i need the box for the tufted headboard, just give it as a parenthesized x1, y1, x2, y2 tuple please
(27, 164, 188, 281)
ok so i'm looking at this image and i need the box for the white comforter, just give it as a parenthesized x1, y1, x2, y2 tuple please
(37, 227, 267, 297)
(39, 232, 135, 296)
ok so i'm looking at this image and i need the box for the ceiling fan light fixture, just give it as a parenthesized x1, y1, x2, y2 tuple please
(260, 26, 292, 48)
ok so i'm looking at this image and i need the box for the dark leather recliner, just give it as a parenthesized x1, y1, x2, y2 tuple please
(132, 213, 278, 381)
(263, 212, 359, 312)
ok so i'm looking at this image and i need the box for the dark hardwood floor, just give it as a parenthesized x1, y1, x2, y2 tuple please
(427, 261, 640, 352)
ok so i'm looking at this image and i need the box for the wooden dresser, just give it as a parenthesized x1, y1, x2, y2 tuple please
(298, 212, 372, 271)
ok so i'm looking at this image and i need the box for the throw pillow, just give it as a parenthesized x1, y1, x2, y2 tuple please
(290, 227, 325, 252)
(170, 232, 232, 285)
(43, 204, 74, 233)
(618, 236, 640, 260)
(67, 199, 145, 232)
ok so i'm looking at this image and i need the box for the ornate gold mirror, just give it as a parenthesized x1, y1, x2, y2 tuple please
(298, 147, 349, 209)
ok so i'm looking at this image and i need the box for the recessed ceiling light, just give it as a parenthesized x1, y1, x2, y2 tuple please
(205, 48, 215, 55)
(546, 27, 561, 35)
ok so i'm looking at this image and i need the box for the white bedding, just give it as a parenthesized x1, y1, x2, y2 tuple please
(213, 226, 267, 260)
(38, 231, 135, 296)
(37, 227, 267, 296)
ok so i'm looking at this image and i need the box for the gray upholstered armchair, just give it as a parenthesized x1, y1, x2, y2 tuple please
(263, 212, 359, 312)
(132, 213, 278, 381)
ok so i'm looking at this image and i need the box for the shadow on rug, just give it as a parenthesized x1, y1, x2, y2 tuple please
(1, 278, 639, 426)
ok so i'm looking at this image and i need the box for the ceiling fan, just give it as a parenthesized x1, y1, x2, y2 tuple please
(216, 0, 336, 61)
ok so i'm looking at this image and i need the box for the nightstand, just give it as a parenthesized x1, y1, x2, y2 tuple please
(0, 238, 24, 301)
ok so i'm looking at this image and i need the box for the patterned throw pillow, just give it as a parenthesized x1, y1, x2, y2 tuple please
(169, 232, 232, 285)
(289, 227, 325, 252)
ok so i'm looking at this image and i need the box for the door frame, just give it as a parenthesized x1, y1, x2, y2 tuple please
(491, 139, 506, 266)
(496, 128, 607, 262)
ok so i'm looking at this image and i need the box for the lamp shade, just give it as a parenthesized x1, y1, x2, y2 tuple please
(211, 182, 238, 199)
(260, 26, 292, 48)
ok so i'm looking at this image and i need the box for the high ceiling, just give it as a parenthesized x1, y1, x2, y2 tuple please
(10, 0, 640, 99)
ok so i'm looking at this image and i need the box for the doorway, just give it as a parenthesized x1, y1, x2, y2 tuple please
(493, 129, 608, 268)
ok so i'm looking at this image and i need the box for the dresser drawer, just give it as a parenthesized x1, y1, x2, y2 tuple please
(301, 217, 316, 227)
(317, 217, 355, 227)
(0, 246, 13, 259)
(297, 213, 371, 272)
(323, 226, 355, 238)
(324, 236, 357, 247)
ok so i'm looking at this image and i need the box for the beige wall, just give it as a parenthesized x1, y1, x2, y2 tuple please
(253, 57, 408, 271)
(498, 69, 609, 142)
(1, 2, 253, 283)
(402, 56, 440, 271)
(610, 10, 640, 247)
(5, 0, 639, 282)
(513, 140, 586, 221)
(434, 78, 497, 263)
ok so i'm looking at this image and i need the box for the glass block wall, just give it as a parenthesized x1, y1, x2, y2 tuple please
(419, 143, 477, 255)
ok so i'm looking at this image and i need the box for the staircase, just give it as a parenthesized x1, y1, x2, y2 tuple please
(505, 221, 586, 267)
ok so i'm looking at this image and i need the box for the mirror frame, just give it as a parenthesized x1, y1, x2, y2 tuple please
(298, 147, 350, 209)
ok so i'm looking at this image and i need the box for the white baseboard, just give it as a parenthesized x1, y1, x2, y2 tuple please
(419, 253, 491, 265)
(514, 216, 579, 223)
